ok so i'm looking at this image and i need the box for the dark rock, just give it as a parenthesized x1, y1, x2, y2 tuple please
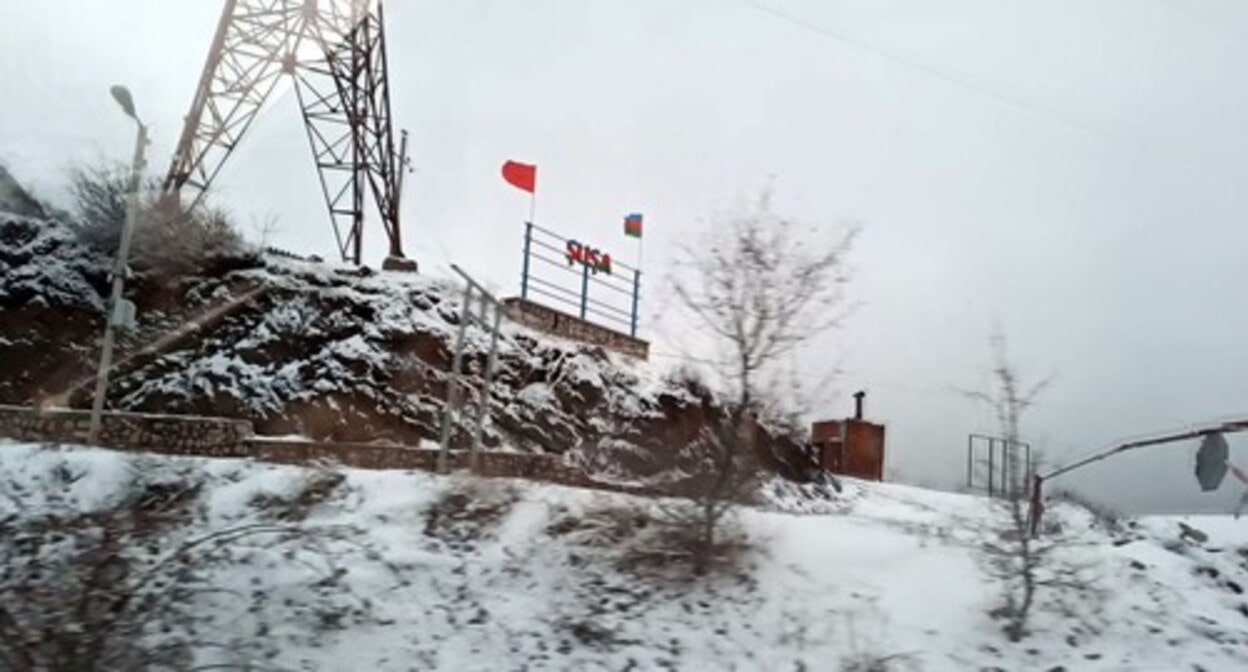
(1178, 521, 1208, 544)
(1194, 565, 1220, 580)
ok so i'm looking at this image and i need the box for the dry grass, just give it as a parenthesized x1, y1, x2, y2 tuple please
(546, 499, 756, 581)
(423, 479, 521, 551)
(250, 469, 347, 522)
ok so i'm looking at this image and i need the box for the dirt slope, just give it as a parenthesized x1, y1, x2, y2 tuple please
(0, 215, 816, 485)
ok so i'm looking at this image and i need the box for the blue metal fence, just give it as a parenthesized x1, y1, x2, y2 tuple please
(519, 222, 642, 337)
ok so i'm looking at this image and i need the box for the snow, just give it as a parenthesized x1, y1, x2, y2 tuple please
(517, 382, 558, 408)
(4, 441, 1248, 670)
(0, 215, 106, 311)
(111, 255, 652, 425)
(5, 235, 754, 478)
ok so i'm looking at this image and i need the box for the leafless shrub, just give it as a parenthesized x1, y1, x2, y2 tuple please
(546, 497, 754, 580)
(630, 512, 755, 578)
(66, 161, 145, 252)
(837, 609, 919, 672)
(66, 161, 250, 278)
(248, 211, 282, 248)
(840, 652, 916, 672)
(545, 501, 652, 549)
(777, 606, 834, 672)
(0, 471, 285, 669)
(0, 460, 398, 670)
(661, 364, 715, 401)
(134, 196, 249, 278)
(654, 414, 767, 575)
(1050, 487, 1124, 533)
(250, 468, 347, 522)
(423, 478, 520, 550)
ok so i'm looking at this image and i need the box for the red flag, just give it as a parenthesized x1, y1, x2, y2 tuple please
(502, 160, 536, 193)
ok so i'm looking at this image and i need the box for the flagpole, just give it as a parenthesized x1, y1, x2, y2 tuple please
(630, 216, 643, 338)
(636, 230, 643, 273)
(528, 191, 536, 225)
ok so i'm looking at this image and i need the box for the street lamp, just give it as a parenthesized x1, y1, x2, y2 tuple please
(86, 85, 149, 444)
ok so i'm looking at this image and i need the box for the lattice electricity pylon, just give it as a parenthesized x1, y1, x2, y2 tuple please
(162, 0, 412, 267)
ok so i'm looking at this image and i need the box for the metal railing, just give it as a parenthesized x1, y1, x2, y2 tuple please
(437, 264, 504, 473)
(519, 222, 642, 337)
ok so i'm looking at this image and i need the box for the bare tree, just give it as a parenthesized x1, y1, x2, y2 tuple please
(669, 187, 858, 571)
(966, 330, 1093, 642)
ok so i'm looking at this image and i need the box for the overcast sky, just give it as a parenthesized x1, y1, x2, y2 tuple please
(4, 0, 1248, 514)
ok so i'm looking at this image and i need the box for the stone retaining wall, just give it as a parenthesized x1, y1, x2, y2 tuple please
(245, 439, 654, 496)
(0, 404, 252, 453)
(502, 297, 649, 360)
(0, 405, 655, 497)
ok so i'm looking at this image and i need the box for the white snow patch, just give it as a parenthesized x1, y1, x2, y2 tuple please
(4, 441, 1247, 670)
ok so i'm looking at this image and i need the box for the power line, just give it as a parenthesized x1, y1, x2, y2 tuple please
(1154, 0, 1248, 41)
(736, 0, 1131, 143)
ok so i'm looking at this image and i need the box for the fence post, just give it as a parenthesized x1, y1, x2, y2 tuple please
(1025, 443, 1033, 498)
(1004, 441, 1013, 498)
(966, 434, 973, 491)
(630, 269, 641, 337)
(579, 262, 590, 320)
(987, 437, 995, 498)
(470, 304, 503, 472)
(520, 221, 532, 300)
(1028, 474, 1044, 537)
(438, 284, 473, 474)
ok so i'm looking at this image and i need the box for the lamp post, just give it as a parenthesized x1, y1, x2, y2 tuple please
(86, 86, 149, 445)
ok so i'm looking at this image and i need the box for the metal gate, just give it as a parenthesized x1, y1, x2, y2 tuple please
(966, 433, 1033, 499)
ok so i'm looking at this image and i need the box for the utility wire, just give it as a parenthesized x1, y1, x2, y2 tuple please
(737, 0, 1131, 143)
(1154, 0, 1248, 41)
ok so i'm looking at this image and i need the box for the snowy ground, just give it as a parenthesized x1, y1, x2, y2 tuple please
(3, 441, 1248, 671)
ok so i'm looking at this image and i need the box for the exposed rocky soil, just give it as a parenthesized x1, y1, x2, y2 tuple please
(0, 215, 816, 485)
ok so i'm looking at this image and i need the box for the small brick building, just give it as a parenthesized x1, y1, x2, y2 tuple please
(811, 391, 886, 481)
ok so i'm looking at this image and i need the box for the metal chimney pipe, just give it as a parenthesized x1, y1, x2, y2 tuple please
(853, 390, 865, 420)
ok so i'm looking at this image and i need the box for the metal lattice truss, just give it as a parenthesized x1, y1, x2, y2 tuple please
(163, 0, 409, 265)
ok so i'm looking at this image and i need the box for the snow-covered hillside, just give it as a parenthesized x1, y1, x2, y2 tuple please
(4, 441, 1246, 671)
(0, 215, 813, 485)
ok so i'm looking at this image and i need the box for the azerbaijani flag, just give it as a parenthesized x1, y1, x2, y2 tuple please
(624, 213, 643, 238)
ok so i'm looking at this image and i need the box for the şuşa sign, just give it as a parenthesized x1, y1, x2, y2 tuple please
(565, 240, 612, 275)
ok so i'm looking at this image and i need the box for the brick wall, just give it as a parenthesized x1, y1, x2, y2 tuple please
(502, 297, 649, 360)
